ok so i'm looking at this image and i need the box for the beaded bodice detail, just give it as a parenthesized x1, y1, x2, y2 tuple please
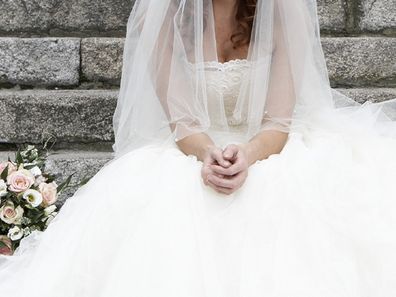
(202, 59, 251, 128)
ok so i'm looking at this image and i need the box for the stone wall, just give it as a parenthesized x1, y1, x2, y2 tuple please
(0, 0, 395, 204)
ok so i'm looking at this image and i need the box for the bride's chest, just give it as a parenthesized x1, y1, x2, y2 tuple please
(201, 59, 251, 124)
(204, 59, 249, 98)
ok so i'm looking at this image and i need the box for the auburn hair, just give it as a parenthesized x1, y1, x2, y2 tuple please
(231, 0, 257, 49)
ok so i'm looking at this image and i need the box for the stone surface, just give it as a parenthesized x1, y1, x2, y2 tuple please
(0, 38, 80, 86)
(0, 88, 394, 146)
(317, 0, 346, 32)
(80, 37, 396, 87)
(359, 0, 396, 33)
(81, 38, 124, 84)
(322, 37, 396, 87)
(338, 88, 396, 103)
(45, 151, 114, 205)
(0, 0, 345, 36)
(0, 0, 135, 36)
(0, 150, 113, 205)
(0, 89, 118, 145)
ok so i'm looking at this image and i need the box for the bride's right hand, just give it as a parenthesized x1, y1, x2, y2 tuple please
(201, 145, 233, 194)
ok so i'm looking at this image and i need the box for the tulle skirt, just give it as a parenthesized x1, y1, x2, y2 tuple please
(1, 101, 396, 297)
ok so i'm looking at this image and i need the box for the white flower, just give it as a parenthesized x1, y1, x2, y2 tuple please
(22, 227, 31, 237)
(22, 189, 43, 207)
(21, 216, 32, 225)
(44, 205, 57, 216)
(34, 175, 47, 187)
(29, 166, 42, 177)
(13, 206, 24, 225)
(0, 179, 7, 197)
(45, 212, 58, 226)
(0, 202, 24, 225)
(7, 226, 23, 241)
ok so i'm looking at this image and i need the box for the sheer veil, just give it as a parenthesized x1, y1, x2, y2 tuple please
(112, 0, 396, 159)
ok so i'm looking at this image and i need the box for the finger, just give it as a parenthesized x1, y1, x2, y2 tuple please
(203, 162, 227, 186)
(207, 174, 237, 189)
(207, 180, 234, 195)
(210, 161, 244, 176)
(210, 149, 232, 168)
(222, 144, 239, 161)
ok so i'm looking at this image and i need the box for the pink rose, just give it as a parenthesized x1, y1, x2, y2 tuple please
(0, 235, 13, 256)
(0, 161, 17, 176)
(0, 202, 24, 225)
(39, 182, 58, 206)
(6, 169, 35, 193)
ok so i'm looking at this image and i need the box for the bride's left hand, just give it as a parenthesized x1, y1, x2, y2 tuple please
(207, 144, 249, 195)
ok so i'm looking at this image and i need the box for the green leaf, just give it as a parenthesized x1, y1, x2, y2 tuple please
(78, 175, 92, 187)
(23, 164, 37, 170)
(15, 150, 23, 165)
(0, 241, 6, 248)
(0, 164, 8, 180)
(57, 173, 75, 194)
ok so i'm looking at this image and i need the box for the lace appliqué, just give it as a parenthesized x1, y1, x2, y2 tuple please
(202, 59, 251, 126)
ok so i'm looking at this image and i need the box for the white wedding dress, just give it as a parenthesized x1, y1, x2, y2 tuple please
(1, 59, 396, 297)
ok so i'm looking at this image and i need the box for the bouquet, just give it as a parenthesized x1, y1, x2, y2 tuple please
(0, 145, 73, 256)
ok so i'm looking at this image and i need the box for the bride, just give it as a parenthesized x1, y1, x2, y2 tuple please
(1, 0, 396, 296)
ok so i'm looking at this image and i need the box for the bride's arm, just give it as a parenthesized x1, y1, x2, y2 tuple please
(238, 131, 288, 166)
(176, 132, 214, 162)
(152, 9, 224, 164)
(230, 4, 295, 167)
(176, 133, 230, 166)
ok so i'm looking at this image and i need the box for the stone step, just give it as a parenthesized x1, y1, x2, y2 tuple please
(0, 88, 395, 146)
(0, 150, 113, 205)
(322, 37, 396, 87)
(0, 0, 394, 37)
(358, 0, 396, 34)
(0, 89, 117, 145)
(82, 37, 396, 88)
(0, 37, 395, 88)
(1, 0, 383, 37)
(0, 38, 80, 87)
(0, 0, 135, 37)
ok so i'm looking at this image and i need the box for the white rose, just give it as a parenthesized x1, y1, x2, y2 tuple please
(44, 205, 57, 216)
(22, 189, 43, 207)
(8, 226, 23, 241)
(29, 166, 42, 177)
(0, 202, 24, 225)
(13, 205, 24, 225)
(0, 179, 7, 197)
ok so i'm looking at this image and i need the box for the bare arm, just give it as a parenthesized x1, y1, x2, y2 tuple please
(239, 130, 288, 166)
(175, 133, 215, 162)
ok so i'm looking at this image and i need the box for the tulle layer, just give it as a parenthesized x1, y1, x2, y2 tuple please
(0, 101, 396, 297)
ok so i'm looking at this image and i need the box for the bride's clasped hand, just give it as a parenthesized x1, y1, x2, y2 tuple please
(201, 144, 249, 195)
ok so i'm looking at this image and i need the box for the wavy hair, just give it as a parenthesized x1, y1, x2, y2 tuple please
(231, 0, 257, 48)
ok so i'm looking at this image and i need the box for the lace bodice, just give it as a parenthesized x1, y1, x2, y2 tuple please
(200, 59, 251, 129)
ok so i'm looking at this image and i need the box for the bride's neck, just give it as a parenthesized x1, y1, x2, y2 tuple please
(213, 0, 238, 22)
